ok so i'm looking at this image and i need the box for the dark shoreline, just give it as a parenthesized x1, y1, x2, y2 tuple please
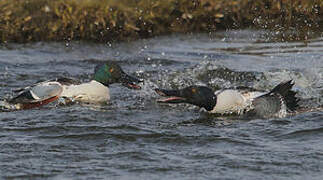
(0, 0, 322, 43)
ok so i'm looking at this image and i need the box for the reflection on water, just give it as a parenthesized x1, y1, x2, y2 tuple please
(0, 30, 322, 179)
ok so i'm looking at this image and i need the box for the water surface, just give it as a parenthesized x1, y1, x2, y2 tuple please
(0, 30, 323, 179)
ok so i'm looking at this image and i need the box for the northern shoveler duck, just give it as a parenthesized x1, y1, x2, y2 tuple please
(155, 80, 299, 118)
(2, 61, 143, 110)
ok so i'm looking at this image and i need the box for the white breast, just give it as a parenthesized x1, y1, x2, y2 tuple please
(210, 90, 245, 114)
(61, 80, 110, 103)
(210, 90, 265, 114)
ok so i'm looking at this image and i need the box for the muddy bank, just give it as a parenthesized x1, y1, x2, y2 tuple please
(0, 0, 322, 43)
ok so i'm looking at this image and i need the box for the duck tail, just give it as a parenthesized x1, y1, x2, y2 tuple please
(269, 80, 299, 111)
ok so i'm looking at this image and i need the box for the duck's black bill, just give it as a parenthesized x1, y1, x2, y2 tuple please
(155, 88, 186, 103)
(121, 73, 143, 90)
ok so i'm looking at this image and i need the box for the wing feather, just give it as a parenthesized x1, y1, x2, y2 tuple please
(9, 81, 63, 104)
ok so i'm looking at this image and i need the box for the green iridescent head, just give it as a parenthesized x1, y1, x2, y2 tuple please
(93, 61, 142, 89)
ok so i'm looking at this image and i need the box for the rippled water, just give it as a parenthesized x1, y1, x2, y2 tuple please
(0, 30, 322, 179)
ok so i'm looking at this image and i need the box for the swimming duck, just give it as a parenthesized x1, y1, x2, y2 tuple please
(155, 80, 299, 118)
(3, 61, 143, 110)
